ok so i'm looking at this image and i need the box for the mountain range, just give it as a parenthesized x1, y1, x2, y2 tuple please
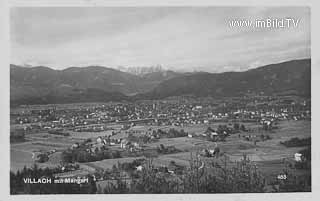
(10, 59, 311, 105)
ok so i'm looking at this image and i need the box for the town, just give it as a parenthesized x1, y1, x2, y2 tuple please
(10, 95, 311, 193)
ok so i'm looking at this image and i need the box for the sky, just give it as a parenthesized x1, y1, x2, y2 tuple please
(10, 7, 310, 72)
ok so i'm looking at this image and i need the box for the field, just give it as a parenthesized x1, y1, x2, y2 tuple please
(68, 130, 114, 140)
(11, 119, 311, 184)
(89, 120, 310, 180)
(10, 132, 77, 172)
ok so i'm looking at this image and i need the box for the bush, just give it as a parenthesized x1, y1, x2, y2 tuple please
(280, 137, 311, 147)
(36, 153, 49, 163)
(298, 146, 311, 160)
(294, 146, 311, 169)
(10, 130, 25, 143)
(157, 144, 181, 154)
(260, 134, 272, 141)
(240, 124, 247, 132)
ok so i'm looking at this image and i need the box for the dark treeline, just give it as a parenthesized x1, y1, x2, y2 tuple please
(10, 129, 25, 143)
(11, 154, 311, 194)
(98, 154, 311, 193)
(155, 128, 188, 138)
(280, 137, 311, 147)
(62, 147, 122, 163)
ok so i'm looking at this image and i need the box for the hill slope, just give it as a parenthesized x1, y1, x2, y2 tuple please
(137, 59, 311, 99)
(10, 65, 182, 105)
(10, 59, 311, 105)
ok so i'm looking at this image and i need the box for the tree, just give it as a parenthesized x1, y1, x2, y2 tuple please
(240, 124, 246, 131)
(233, 123, 240, 131)
(159, 144, 165, 151)
(36, 153, 49, 163)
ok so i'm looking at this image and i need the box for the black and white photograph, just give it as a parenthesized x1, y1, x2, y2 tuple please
(4, 2, 315, 196)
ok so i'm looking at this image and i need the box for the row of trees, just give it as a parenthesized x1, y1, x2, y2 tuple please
(280, 137, 311, 147)
(157, 144, 181, 154)
(156, 128, 188, 138)
(233, 123, 247, 132)
(62, 148, 121, 163)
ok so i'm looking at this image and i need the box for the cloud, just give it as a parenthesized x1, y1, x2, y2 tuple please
(10, 7, 310, 72)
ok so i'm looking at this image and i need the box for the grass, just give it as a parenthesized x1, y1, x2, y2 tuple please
(87, 157, 144, 170)
(11, 120, 311, 183)
(68, 130, 114, 140)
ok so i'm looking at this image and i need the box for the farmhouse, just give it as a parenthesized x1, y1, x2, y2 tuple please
(294, 153, 302, 162)
(120, 139, 130, 149)
(96, 137, 102, 144)
(71, 142, 79, 149)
